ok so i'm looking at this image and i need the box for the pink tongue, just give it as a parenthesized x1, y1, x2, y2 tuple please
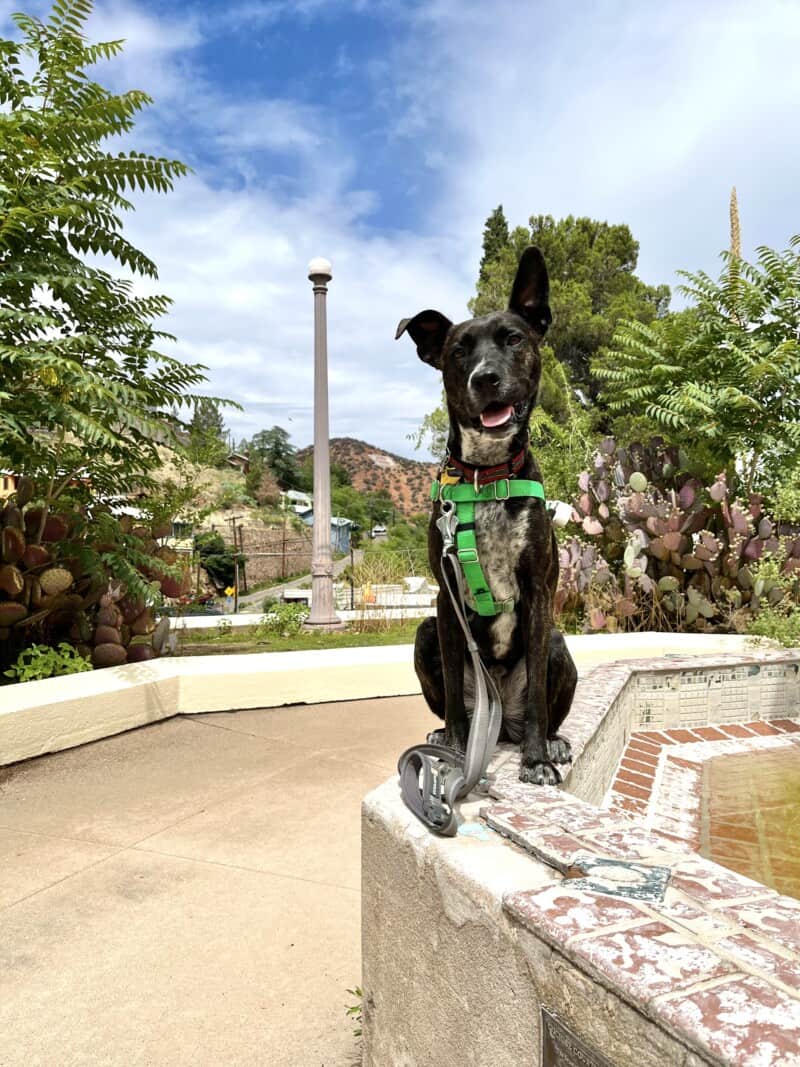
(480, 404, 514, 428)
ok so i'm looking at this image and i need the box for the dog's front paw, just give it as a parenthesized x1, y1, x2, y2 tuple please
(426, 727, 466, 756)
(519, 760, 562, 786)
(547, 734, 573, 764)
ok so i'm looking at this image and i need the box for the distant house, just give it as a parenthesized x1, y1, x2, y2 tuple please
(226, 451, 250, 474)
(297, 510, 354, 554)
(282, 489, 312, 514)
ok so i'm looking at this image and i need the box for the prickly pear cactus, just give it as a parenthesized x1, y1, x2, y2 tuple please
(558, 438, 800, 633)
(0, 480, 191, 674)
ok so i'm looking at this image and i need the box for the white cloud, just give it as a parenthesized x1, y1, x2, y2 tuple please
(390, 0, 800, 287)
(123, 172, 468, 458)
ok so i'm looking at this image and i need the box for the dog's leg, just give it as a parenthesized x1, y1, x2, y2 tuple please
(519, 601, 561, 785)
(546, 627, 577, 764)
(414, 615, 445, 725)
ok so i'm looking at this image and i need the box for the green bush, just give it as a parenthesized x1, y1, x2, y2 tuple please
(4, 643, 92, 683)
(195, 531, 239, 589)
(747, 606, 800, 648)
(256, 603, 308, 637)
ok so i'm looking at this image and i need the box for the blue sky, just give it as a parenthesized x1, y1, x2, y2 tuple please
(3, 0, 800, 459)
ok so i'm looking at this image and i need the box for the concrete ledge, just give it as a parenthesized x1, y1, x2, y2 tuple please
(0, 645, 418, 766)
(0, 633, 778, 769)
(362, 779, 721, 1067)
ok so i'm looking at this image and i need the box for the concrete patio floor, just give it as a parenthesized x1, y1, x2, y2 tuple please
(0, 695, 435, 1067)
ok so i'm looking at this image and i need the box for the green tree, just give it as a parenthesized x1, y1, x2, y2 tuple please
(470, 214, 670, 399)
(331, 484, 367, 527)
(195, 531, 237, 590)
(596, 235, 800, 493)
(478, 204, 509, 283)
(249, 426, 299, 487)
(410, 387, 449, 461)
(245, 455, 281, 506)
(0, 1, 218, 515)
(187, 398, 228, 466)
(190, 398, 225, 439)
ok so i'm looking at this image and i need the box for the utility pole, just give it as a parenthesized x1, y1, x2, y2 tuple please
(303, 257, 344, 630)
(229, 514, 242, 613)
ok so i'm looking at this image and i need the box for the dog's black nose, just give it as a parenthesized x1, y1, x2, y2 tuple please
(470, 367, 501, 392)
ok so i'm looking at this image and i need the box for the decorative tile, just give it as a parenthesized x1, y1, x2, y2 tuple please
(637, 730, 677, 745)
(714, 931, 800, 993)
(671, 856, 768, 906)
(573, 921, 734, 1002)
(482, 807, 588, 873)
(745, 721, 782, 736)
(717, 895, 800, 956)
(628, 737, 662, 758)
(654, 976, 800, 1066)
(665, 728, 702, 744)
(567, 857, 671, 904)
(620, 755, 658, 776)
(608, 795, 647, 818)
(612, 780, 651, 802)
(719, 723, 758, 739)
(656, 892, 733, 938)
(616, 766, 655, 789)
(504, 883, 650, 944)
(693, 726, 730, 741)
(624, 745, 660, 767)
(582, 825, 694, 861)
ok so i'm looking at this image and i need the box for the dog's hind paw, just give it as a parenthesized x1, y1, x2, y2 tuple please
(547, 734, 572, 764)
(518, 760, 562, 786)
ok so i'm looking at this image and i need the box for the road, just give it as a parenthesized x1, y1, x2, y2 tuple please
(236, 549, 363, 611)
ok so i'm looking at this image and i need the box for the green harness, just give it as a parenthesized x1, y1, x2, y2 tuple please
(430, 477, 546, 617)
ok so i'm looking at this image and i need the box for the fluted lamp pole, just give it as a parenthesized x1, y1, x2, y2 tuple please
(304, 257, 344, 630)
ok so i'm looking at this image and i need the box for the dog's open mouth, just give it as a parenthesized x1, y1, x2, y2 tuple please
(479, 402, 517, 430)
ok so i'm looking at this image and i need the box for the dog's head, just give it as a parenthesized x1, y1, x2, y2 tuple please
(396, 247, 551, 463)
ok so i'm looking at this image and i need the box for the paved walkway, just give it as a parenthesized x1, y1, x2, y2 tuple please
(0, 695, 435, 1067)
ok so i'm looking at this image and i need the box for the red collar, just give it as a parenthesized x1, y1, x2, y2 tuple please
(444, 447, 528, 489)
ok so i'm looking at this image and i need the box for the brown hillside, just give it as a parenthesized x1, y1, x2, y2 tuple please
(298, 438, 437, 516)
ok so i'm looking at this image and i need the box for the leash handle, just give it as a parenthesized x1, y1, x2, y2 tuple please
(397, 743, 464, 837)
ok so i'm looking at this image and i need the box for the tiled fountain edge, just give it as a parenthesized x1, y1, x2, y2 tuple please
(484, 648, 800, 1066)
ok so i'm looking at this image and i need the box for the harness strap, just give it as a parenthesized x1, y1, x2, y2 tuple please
(431, 478, 546, 504)
(429, 478, 546, 617)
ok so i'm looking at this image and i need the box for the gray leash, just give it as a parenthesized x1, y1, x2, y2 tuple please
(398, 500, 503, 836)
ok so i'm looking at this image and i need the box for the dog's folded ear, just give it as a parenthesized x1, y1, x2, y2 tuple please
(395, 310, 452, 370)
(509, 246, 552, 339)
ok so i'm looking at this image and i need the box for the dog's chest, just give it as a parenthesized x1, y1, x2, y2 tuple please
(474, 501, 529, 658)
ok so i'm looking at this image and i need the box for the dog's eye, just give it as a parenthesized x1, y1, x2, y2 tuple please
(451, 344, 465, 359)
(507, 333, 523, 347)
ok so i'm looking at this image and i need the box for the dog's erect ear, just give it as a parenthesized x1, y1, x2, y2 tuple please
(395, 310, 452, 370)
(508, 246, 552, 338)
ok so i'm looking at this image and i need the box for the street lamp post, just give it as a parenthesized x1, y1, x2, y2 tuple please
(304, 257, 344, 630)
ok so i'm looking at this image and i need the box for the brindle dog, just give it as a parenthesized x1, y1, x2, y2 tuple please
(396, 247, 577, 785)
